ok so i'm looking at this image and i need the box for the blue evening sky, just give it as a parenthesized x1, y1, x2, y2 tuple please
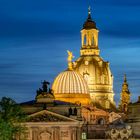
(0, 0, 140, 105)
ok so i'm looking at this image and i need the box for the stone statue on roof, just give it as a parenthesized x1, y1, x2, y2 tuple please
(42, 80, 50, 92)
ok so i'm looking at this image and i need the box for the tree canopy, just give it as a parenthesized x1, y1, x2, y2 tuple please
(0, 97, 27, 140)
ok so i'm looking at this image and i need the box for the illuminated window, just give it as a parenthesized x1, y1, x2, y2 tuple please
(84, 35, 86, 45)
(92, 37, 94, 46)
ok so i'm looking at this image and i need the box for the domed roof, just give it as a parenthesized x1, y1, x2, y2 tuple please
(52, 70, 89, 94)
(83, 16, 97, 29)
(83, 7, 97, 29)
(74, 55, 113, 92)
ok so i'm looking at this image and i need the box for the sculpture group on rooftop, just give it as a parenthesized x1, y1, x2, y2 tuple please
(36, 80, 53, 97)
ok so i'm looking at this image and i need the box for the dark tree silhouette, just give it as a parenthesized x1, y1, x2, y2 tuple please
(0, 97, 27, 140)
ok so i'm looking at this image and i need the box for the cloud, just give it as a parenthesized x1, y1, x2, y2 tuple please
(101, 21, 140, 38)
(96, 0, 140, 7)
(0, 0, 140, 104)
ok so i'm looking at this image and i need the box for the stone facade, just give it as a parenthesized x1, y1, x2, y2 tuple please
(22, 122, 82, 140)
(127, 96, 140, 138)
(17, 110, 83, 140)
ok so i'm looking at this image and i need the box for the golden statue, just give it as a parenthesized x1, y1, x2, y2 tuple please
(67, 50, 74, 70)
(67, 50, 74, 62)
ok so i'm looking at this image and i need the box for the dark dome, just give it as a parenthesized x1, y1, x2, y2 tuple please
(83, 14, 97, 29)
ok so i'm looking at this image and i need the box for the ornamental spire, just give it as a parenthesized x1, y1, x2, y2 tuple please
(88, 6, 91, 15)
(87, 6, 92, 20)
(122, 74, 129, 93)
(119, 74, 131, 112)
(124, 74, 127, 83)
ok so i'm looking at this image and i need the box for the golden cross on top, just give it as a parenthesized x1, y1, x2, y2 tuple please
(88, 6, 91, 15)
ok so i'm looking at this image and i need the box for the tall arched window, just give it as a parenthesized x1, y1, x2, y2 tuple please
(92, 37, 94, 46)
(123, 104, 127, 112)
(84, 35, 86, 45)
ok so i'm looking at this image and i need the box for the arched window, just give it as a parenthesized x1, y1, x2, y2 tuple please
(40, 131, 52, 140)
(83, 73, 89, 83)
(123, 104, 127, 112)
(92, 37, 94, 46)
(84, 35, 86, 45)
(97, 118, 105, 125)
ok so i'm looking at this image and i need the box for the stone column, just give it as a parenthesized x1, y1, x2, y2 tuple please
(52, 127, 60, 140)
(70, 127, 77, 140)
(32, 127, 39, 140)
(77, 127, 82, 140)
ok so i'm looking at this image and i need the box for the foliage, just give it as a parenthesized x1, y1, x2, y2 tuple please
(0, 97, 27, 140)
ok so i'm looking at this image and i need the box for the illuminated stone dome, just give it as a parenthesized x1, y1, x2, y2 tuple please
(74, 56, 114, 98)
(52, 70, 91, 105)
(74, 53, 115, 109)
(73, 7, 115, 109)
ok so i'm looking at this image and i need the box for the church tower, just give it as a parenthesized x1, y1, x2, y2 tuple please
(73, 7, 115, 109)
(119, 74, 131, 113)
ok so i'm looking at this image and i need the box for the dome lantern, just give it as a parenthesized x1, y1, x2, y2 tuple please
(81, 7, 99, 56)
(83, 6, 97, 30)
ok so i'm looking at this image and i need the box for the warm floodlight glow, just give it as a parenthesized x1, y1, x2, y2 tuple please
(52, 70, 91, 105)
